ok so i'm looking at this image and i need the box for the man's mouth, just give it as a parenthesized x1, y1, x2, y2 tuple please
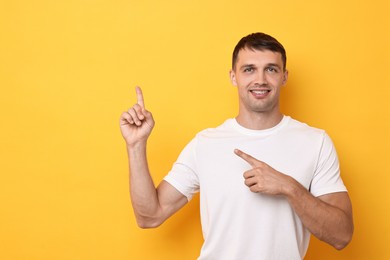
(250, 89, 270, 95)
(249, 88, 271, 98)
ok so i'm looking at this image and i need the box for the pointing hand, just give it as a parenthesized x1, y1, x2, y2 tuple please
(120, 87, 155, 146)
(234, 149, 292, 195)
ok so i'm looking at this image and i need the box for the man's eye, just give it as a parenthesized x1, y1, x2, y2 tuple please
(244, 67, 254, 72)
(266, 67, 278, 72)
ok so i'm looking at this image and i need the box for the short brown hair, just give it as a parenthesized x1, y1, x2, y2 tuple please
(232, 32, 287, 71)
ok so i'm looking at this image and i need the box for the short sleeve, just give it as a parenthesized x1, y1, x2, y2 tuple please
(163, 137, 200, 201)
(310, 132, 347, 197)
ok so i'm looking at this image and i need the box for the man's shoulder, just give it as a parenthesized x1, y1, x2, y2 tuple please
(195, 119, 236, 137)
(287, 117, 325, 133)
(284, 117, 327, 143)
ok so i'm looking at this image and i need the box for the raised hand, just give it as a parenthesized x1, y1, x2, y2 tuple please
(120, 86, 155, 146)
(234, 149, 293, 195)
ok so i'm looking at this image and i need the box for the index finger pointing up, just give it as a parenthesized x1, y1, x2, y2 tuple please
(234, 149, 260, 167)
(135, 86, 145, 108)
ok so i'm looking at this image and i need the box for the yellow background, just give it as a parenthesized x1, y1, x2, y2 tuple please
(1, 0, 389, 259)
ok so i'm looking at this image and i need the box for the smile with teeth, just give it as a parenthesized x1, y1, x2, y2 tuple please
(251, 90, 270, 94)
(249, 88, 271, 98)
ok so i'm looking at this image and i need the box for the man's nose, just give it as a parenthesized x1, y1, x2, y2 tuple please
(254, 71, 267, 85)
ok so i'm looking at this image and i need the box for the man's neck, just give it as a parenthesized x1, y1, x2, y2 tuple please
(235, 111, 284, 130)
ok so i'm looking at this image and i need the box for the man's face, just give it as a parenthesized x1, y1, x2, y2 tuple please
(230, 48, 288, 116)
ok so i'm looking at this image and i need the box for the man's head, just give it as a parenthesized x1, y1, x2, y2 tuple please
(229, 33, 289, 120)
(232, 32, 287, 72)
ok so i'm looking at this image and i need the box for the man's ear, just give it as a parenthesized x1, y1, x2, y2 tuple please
(230, 70, 237, 86)
(282, 70, 289, 85)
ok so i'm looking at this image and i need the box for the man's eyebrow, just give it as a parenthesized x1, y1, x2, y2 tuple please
(239, 63, 282, 70)
(266, 63, 282, 69)
(239, 64, 256, 70)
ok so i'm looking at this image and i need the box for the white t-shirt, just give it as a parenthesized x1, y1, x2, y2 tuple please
(164, 116, 347, 260)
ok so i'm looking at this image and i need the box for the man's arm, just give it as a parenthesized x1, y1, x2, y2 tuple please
(234, 149, 354, 250)
(284, 181, 353, 250)
(120, 87, 188, 228)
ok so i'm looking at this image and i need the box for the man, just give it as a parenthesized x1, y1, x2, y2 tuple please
(120, 32, 353, 260)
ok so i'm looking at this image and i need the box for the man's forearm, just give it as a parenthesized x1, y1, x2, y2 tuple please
(285, 178, 353, 250)
(127, 142, 161, 227)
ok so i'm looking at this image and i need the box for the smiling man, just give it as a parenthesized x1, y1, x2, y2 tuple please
(231, 43, 287, 129)
(120, 32, 354, 260)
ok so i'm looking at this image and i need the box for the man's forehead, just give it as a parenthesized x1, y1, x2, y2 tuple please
(237, 48, 282, 61)
(235, 48, 283, 68)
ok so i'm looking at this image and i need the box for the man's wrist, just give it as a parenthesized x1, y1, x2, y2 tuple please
(126, 140, 147, 152)
(283, 176, 304, 199)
